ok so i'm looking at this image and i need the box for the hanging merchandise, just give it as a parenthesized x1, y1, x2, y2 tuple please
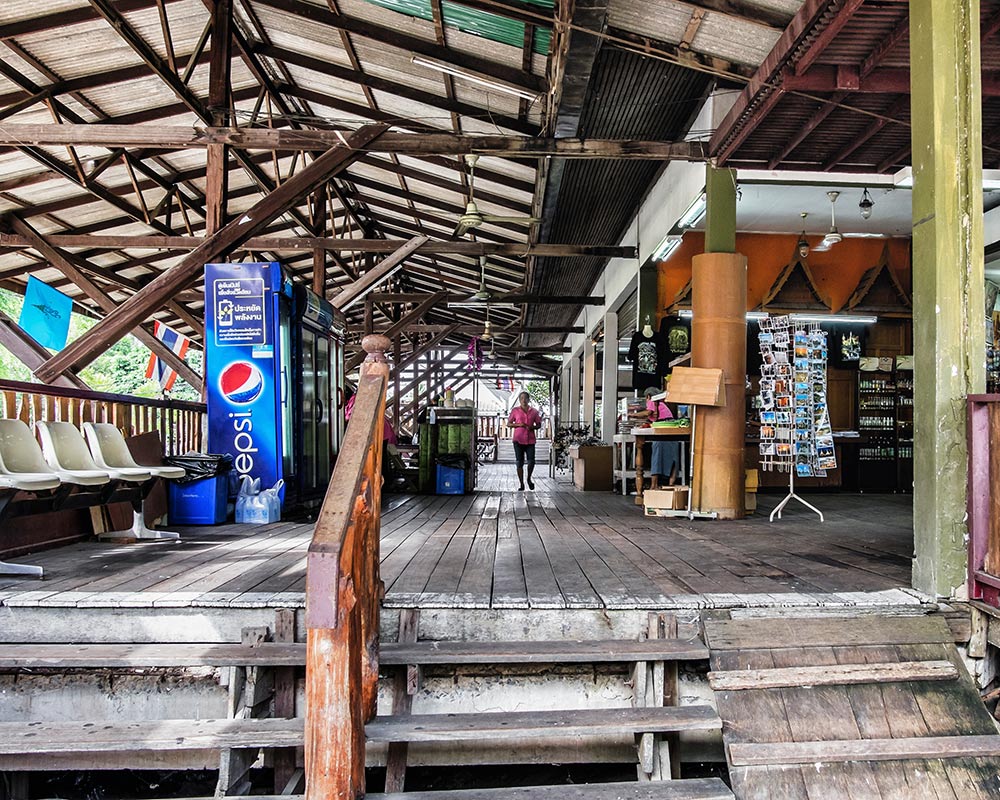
(659, 313, 691, 365)
(757, 318, 835, 522)
(467, 337, 483, 371)
(628, 318, 668, 391)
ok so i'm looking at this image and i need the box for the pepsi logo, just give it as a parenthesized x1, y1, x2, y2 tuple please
(220, 361, 264, 404)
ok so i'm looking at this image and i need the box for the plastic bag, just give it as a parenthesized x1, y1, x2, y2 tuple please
(164, 453, 233, 485)
(235, 476, 283, 524)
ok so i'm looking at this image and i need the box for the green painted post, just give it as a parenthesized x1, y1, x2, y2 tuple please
(705, 166, 737, 254)
(910, 0, 986, 596)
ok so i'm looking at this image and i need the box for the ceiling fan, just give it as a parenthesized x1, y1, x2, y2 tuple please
(811, 191, 843, 252)
(447, 256, 517, 308)
(453, 154, 541, 237)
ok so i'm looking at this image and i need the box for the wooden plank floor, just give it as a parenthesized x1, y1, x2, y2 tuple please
(0, 464, 919, 611)
(705, 615, 1000, 799)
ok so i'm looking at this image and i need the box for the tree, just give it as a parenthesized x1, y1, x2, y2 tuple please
(523, 379, 550, 408)
(0, 287, 201, 398)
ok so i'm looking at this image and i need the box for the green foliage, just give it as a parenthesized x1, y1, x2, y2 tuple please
(523, 379, 550, 407)
(0, 287, 201, 400)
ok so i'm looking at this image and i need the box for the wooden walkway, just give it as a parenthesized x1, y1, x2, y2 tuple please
(0, 465, 918, 611)
(705, 615, 1000, 798)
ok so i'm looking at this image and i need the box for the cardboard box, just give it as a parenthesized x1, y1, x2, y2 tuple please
(745, 491, 758, 515)
(745, 468, 759, 492)
(643, 486, 690, 515)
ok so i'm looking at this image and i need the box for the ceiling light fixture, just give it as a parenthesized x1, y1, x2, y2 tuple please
(859, 188, 874, 220)
(652, 234, 683, 261)
(677, 193, 707, 229)
(794, 212, 810, 259)
(411, 55, 538, 101)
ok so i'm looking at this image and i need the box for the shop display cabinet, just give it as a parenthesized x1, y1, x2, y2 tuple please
(857, 370, 897, 491)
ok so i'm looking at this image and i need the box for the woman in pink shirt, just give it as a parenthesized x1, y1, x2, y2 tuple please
(508, 391, 542, 490)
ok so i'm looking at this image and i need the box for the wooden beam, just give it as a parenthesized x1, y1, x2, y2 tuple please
(0, 311, 90, 390)
(345, 292, 446, 371)
(728, 736, 1000, 767)
(9, 216, 203, 390)
(251, 0, 545, 94)
(394, 326, 461, 375)
(331, 236, 429, 311)
(0, 125, 710, 160)
(369, 324, 585, 335)
(0, 233, 636, 258)
(34, 125, 387, 383)
(370, 292, 605, 305)
(204, 0, 232, 235)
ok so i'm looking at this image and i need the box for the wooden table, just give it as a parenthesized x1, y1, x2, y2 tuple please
(631, 426, 692, 506)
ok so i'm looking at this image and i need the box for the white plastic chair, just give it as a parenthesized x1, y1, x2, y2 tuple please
(0, 420, 62, 577)
(83, 422, 183, 540)
(37, 421, 175, 542)
(35, 421, 115, 487)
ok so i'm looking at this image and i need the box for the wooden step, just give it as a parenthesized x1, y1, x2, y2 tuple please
(370, 780, 734, 799)
(366, 705, 721, 743)
(152, 779, 734, 800)
(0, 642, 304, 669)
(0, 706, 719, 757)
(0, 718, 302, 757)
(380, 638, 709, 665)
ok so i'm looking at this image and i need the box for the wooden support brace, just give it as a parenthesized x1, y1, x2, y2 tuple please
(34, 124, 388, 383)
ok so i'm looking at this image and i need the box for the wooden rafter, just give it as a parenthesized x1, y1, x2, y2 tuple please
(34, 126, 388, 383)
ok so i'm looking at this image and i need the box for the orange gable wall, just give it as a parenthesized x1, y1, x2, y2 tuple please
(657, 233, 912, 319)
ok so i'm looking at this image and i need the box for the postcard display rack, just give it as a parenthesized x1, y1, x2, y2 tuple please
(756, 317, 837, 522)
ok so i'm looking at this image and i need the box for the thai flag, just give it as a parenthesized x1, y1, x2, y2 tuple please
(145, 321, 189, 392)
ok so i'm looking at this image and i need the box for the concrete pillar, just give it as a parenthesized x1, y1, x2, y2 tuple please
(691, 166, 746, 519)
(559, 363, 572, 425)
(583, 339, 596, 432)
(910, 0, 986, 596)
(601, 311, 619, 443)
(568, 354, 582, 423)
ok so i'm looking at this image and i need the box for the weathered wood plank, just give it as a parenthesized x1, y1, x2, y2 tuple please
(380, 638, 709, 665)
(0, 642, 305, 668)
(728, 735, 1000, 767)
(708, 660, 958, 690)
(703, 615, 951, 650)
(0, 718, 305, 754)
(366, 705, 721, 743)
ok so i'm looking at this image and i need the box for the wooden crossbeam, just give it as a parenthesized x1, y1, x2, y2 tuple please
(34, 125, 387, 384)
(0, 233, 635, 258)
(10, 216, 202, 390)
(331, 236, 429, 311)
(394, 326, 462, 375)
(345, 292, 446, 372)
(0, 125, 709, 160)
(370, 292, 605, 305)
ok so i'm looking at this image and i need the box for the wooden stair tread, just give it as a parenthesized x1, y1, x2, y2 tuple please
(0, 718, 303, 755)
(380, 638, 709, 665)
(703, 614, 951, 650)
(0, 642, 304, 668)
(369, 780, 734, 799)
(136, 779, 734, 800)
(366, 705, 721, 742)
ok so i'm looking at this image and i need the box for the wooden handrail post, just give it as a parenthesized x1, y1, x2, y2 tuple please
(304, 333, 390, 800)
(358, 333, 390, 721)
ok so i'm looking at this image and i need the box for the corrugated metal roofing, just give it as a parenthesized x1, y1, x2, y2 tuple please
(526, 45, 712, 338)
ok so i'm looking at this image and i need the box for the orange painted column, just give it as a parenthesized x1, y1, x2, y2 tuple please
(691, 253, 747, 519)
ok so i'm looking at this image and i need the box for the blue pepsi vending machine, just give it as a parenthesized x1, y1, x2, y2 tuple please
(205, 262, 346, 509)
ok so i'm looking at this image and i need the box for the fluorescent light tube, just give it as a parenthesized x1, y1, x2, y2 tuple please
(652, 234, 683, 261)
(791, 314, 878, 324)
(678, 193, 707, 228)
(411, 55, 538, 101)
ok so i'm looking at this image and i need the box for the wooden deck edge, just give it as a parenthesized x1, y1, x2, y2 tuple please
(708, 659, 958, 690)
(728, 734, 1000, 767)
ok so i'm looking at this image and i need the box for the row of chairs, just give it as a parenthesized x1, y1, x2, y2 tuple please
(0, 420, 186, 578)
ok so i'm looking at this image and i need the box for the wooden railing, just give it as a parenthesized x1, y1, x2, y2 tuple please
(477, 412, 551, 440)
(0, 379, 205, 456)
(968, 394, 1000, 605)
(304, 334, 389, 800)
